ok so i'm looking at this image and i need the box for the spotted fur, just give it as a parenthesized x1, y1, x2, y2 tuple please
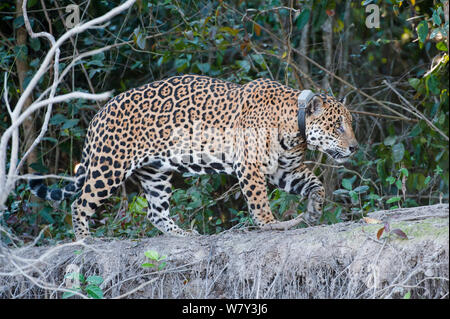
(30, 75, 357, 239)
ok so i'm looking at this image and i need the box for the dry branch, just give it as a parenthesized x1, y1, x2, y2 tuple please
(0, 0, 137, 210)
(0, 204, 448, 299)
(223, 3, 418, 123)
(383, 80, 449, 141)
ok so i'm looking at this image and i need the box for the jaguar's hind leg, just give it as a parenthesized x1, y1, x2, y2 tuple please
(135, 168, 196, 236)
(71, 165, 126, 240)
(71, 198, 94, 239)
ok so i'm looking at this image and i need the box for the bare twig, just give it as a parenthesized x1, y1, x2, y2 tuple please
(0, 0, 136, 209)
(349, 109, 418, 122)
(383, 80, 448, 141)
(222, 3, 416, 122)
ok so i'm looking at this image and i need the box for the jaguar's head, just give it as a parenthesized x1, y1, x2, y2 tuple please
(305, 95, 358, 163)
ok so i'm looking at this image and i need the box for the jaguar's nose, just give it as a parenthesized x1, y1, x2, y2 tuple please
(349, 144, 359, 154)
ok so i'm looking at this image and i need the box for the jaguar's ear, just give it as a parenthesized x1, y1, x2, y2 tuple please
(306, 96, 324, 117)
(339, 96, 347, 104)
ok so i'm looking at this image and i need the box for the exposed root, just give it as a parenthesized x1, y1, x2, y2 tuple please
(260, 215, 305, 231)
(0, 204, 448, 299)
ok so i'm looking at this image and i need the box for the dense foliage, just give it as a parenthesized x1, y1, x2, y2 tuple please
(0, 0, 448, 242)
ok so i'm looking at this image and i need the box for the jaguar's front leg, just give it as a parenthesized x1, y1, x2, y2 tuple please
(304, 186, 325, 225)
(234, 162, 277, 227)
(269, 164, 325, 225)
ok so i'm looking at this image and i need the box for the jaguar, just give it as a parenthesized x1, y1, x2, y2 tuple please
(30, 75, 358, 239)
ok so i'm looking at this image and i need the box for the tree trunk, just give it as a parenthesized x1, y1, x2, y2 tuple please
(321, 16, 333, 90)
(15, 0, 37, 173)
(0, 204, 448, 299)
(298, 5, 310, 77)
(339, 0, 352, 97)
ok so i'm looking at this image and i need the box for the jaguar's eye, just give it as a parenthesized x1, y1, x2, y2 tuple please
(335, 122, 344, 134)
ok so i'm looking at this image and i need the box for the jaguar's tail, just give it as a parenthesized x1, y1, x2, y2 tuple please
(29, 139, 91, 201)
(29, 163, 87, 201)
(28, 126, 91, 201)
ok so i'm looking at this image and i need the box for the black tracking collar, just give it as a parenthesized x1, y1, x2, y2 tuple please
(297, 90, 316, 140)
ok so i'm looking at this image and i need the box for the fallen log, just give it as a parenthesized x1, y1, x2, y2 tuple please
(0, 204, 448, 299)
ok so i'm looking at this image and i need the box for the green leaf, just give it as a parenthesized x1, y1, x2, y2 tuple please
(13, 16, 24, 29)
(424, 176, 431, 185)
(251, 54, 265, 67)
(141, 262, 155, 268)
(349, 190, 358, 202)
(61, 119, 80, 130)
(399, 167, 409, 177)
(86, 276, 103, 286)
(64, 272, 84, 283)
(342, 179, 352, 191)
(296, 9, 310, 31)
(196, 62, 210, 74)
(174, 58, 189, 72)
(30, 58, 40, 68)
(219, 26, 240, 36)
(86, 285, 103, 299)
(429, 28, 441, 40)
(29, 38, 40, 51)
(353, 185, 369, 194)
(376, 160, 386, 181)
(408, 78, 420, 90)
(136, 33, 146, 49)
(62, 288, 80, 299)
(438, 112, 445, 124)
(403, 291, 411, 299)
(139, 0, 149, 13)
(158, 262, 167, 270)
(386, 176, 396, 185)
(129, 196, 148, 214)
(144, 250, 159, 260)
(386, 196, 401, 204)
(416, 21, 429, 43)
(89, 68, 101, 79)
(436, 41, 447, 51)
(392, 143, 405, 163)
(136, 196, 148, 208)
(38, 206, 54, 223)
(50, 114, 67, 125)
(426, 75, 440, 95)
(333, 189, 349, 195)
(87, 57, 104, 67)
(383, 136, 396, 146)
(434, 165, 443, 176)
(236, 60, 250, 73)
(432, 10, 442, 25)
(367, 193, 381, 200)
(27, 0, 38, 8)
(342, 176, 356, 191)
(130, 61, 143, 70)
(29, 162, 49, 174)
(435, 149, 445, 162)
(42, 137, 58, 144)
(409, 123, 422, 137)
